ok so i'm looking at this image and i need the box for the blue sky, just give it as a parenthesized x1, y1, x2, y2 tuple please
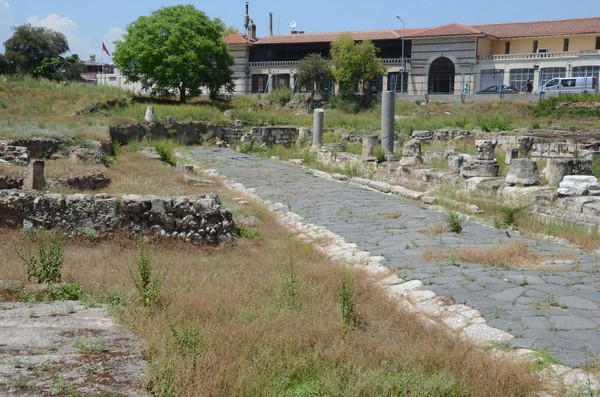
(0, 0, 598, 61)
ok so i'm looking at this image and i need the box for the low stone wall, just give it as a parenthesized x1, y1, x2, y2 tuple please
(242, 126, 299, 147)
(496, 135, 600, 159)
(6, 138, 69, 159)
(53, 171, 111, 191)
(0, 190, 235, 245)
(110, 121, 301, 148)
(0, 176, 23, 189)
(109, 121, 245, 146)
(0, 141, 29, 165)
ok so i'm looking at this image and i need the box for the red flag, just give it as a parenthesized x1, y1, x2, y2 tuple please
(102, 42, 110, 56)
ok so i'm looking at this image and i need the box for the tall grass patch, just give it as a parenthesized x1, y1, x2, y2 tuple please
(424, 241, 546, 269)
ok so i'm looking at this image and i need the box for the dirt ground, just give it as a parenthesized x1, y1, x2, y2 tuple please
(0, 296, 147, 396)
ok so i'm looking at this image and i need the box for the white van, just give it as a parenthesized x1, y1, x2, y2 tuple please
(538, 76, 598, 95)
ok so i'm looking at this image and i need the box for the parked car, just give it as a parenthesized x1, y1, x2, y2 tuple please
(476, 85, 519, 94)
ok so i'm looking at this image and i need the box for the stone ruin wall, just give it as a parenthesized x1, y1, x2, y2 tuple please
(0, 190, 235, 245)
(109, 121, 299, 148)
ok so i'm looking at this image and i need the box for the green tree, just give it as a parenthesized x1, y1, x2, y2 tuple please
(296, 53, 331, 99)
(3, 24, 69, 74)
(330, 33, 385, 97)
(222, 25, 240, 37)
(32, 54, 85, 82)
(113, 5, 234, 103)
(0, 54, 8, 75)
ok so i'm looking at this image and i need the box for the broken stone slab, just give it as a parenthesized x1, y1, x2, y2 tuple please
(460, 159, 499, 178)
(545, 158, 593, 186)
(505, 158, 540, 186)
(557, 175, 600, 196)
(411, 130, 432, 142)
(465, 177, 505, 193)
(500, 186, 556, 204)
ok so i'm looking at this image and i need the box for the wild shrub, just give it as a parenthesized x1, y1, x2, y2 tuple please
(17, 230, 65, 284)
(130, 244, 164, 307)
(153, 140, 177, 166)
(267, 87, 293, 107)
(338, 269, 358, 333)
(445, 210, 464, 234)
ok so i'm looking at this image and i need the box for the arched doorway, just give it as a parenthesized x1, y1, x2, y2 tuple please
(428, 57, 455, 94)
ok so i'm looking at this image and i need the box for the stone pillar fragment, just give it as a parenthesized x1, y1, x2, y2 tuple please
(144, 106, 155, 123)
(475, 140, 496, 160)
(362, 135, 379, 162)
(398, 139, 423, 166)
(505, 148, 519, 165)
(312, 108, 324, 147)
(23, 160, 45, 190)
(380, 91, 395, 158)
(505, 158, 540, 186)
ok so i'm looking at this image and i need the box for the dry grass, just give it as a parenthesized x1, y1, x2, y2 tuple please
(418, 223, 448, 235)
(423, 241, 546, 269)
(0, 222, 544, 397)
(380, 210, 403, 220)
(0, 154, 546, 396)
(44, 158, 106, 180)
(0, 163, 25, 178)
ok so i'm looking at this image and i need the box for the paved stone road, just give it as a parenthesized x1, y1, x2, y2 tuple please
(192, 147, 600, 368)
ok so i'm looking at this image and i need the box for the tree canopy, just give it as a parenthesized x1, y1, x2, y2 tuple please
(113, 5, 234, 102)
(32, 54, 85, 82)
(3, 24, 69, 74)
(296, 53, 331, 98)
(330, 34, 385, 96)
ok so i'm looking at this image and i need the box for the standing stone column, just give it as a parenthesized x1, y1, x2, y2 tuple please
(381, 91, 395, 158)
(23, 160, 45, 190)
(144, 106, 155, 123)
(312, 108, 324, 147)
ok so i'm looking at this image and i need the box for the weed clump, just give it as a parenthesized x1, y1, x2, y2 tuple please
(17, 230, 65, 284)
(445, 210, 464, 234)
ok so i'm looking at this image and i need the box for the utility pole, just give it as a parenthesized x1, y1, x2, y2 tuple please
(395, 15, 405, 95)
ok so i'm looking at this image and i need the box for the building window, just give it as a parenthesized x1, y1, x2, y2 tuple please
(539, 67, 566, 86)
(480, 69, 504, 90)
(596, 37, 600, 50)
(505, 42, 510, 54)
(572, 66, 600, 78)
(251, 74, 269, 93)
(509, 68, 534, 92)
(533, 40, 538, 53)
(563, 38, 569, 52)
(272, 73, 290, 90)
(387, 72, 408, 93)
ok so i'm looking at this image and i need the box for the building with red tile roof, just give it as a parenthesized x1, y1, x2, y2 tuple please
(225, 9, 600, 96)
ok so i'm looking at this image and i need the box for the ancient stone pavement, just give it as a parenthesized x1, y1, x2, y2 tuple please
(191, 147, 600, 368)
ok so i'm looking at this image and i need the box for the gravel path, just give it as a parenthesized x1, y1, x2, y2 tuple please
(192, 147, 600, 368)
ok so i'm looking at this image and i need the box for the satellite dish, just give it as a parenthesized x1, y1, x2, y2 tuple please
(290, 21, 297, 29)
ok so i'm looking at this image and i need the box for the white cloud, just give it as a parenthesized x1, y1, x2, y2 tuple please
(27, 14, 77, 34)
(26, 14, 96, 58)
(104, 27, 123, 47)
(0, 0, 10, 10)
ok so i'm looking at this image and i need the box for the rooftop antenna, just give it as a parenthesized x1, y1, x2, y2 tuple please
(290, 21, 297, 33)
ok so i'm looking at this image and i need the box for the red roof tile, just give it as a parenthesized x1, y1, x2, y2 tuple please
(253, 28, 425, 45)
(223, 34, 251, 45)
(406, 23, 484, 38)
(228, 16, 600, 47)
(473, 16, 600, 39)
